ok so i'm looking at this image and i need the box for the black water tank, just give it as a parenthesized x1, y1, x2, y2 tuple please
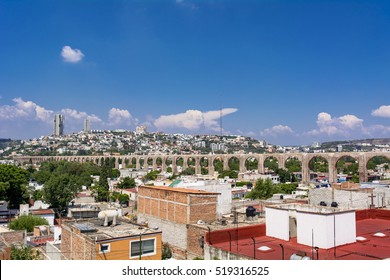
(331, 202, 338, 208)
(246, 206, 256, 217)
(319, 201, 327, 206)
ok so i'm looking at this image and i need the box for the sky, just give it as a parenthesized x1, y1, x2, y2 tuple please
(1, 0, 390, 145)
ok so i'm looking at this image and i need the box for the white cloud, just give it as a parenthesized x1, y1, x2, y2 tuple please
(175, 0, 198, 10)
(108, 108, 133, 126)
(338, 114, 363, 129)
(60, 108, 102, 123)
(0, 98, 53, 122)
(306, 112, 364, 136)
(260, 125, 294, 137)
(61, 46, 84, 63)
(372, 105, 390, 118)
(154, 108, 238, 131)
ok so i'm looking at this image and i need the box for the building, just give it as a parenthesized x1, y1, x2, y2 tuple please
(53, 114, 65, 136)
(61, 215, 162, 260)
(0, 227, 27, 260)
(135, 125, 147, 135)
(31, 209, 56, 226)
(137, 185, 219, 259)
(238, 172, 280, 184)
(84, 118, 90, 132)
(171, 179, 232, 217)
(204, 207, 390, 260)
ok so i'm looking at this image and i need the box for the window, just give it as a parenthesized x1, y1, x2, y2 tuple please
(99, 243, 110, 254)
(130, 238, 156, 258)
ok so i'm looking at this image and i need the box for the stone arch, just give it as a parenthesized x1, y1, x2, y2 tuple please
(165, 157, 174, 174)
(147, 157, 153, 170)
(285, 156, 302, 172)
(213, 156, 224, 173)
(228, 156, 240, 171)
(156, 157, 163, 171)
(176, 156, 184, 173)
(284, 156, 302, 182)
(264, 156, 279, 174)
(308, 155, 329, 183)
(244, 156, 258, 171)
(366, 155, 390, 182)
(335, 155, 359, 182)
(139, 157, 145, 170)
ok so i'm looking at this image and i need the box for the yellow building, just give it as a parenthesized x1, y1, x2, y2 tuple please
(61, 217, 162, 260)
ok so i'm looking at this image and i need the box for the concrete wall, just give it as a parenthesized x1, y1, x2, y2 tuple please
(265, 207, 290, 241)
(182, 182, 231, 217)
(45, 242, 63, 260)
(310, 187, 390, 209)
(296, 211, 356, 249)
(204, 243, 251, 260)
(138, 214, 187, 257)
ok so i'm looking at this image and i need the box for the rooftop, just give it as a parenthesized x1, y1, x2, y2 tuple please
(206, 209, 390, 260)
(266, 203, 353, 215)
(64, 218, 161, 242)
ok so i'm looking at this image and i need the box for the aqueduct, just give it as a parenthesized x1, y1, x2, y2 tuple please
(13, 151, 390, 184)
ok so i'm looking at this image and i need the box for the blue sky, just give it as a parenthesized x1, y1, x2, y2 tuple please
(1, 0, 390, 145)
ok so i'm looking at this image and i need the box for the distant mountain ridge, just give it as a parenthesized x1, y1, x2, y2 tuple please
(322, 138, 390, 147)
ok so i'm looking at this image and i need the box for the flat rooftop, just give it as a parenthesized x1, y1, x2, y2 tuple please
(266, 203, 353, 214)
(207, 209, 390, 260)
(64, 218, 161, 242)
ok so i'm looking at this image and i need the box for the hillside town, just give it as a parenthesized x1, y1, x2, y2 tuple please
(1, 124, 390, 260)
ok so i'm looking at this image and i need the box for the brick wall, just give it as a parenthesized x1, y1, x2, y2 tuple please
(189, 195, 217, 224)
(138, 186, 218, 225)
(0, 246, 11, 260)
(61, 224, 96, 260)
(187, 225, 207, 259)
(137, 186, 218, 259)
(0, 231, 26, 244)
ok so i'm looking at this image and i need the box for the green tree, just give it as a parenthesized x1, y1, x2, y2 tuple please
(90, 184, 109, 202)
(117, 177, 136, 189)
(0, 164, 29, 208)
(213, 160, 223, 173)
(143, 170, 160, 181)
(218, 170, 238, 179)
(42, 174, 81, 216)
(285, 158, 302, 172)
(11, 244, 41, 260)
(162, 243, 172, 260)
(181, 167, 195, 176)
(110, 192, 130, 205)
(111, 168, 120, 178)
(275, 168, 296, 183)
(264, 157, 278, 173)
(9, 215, 49, 232)
(245, 178, 274, 199)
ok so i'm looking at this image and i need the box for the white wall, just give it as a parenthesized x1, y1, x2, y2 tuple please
(265, 207, 290, 241)
(296, 211, 356, 249)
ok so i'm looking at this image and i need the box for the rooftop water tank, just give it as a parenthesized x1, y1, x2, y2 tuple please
(246, 206, 256, 217)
